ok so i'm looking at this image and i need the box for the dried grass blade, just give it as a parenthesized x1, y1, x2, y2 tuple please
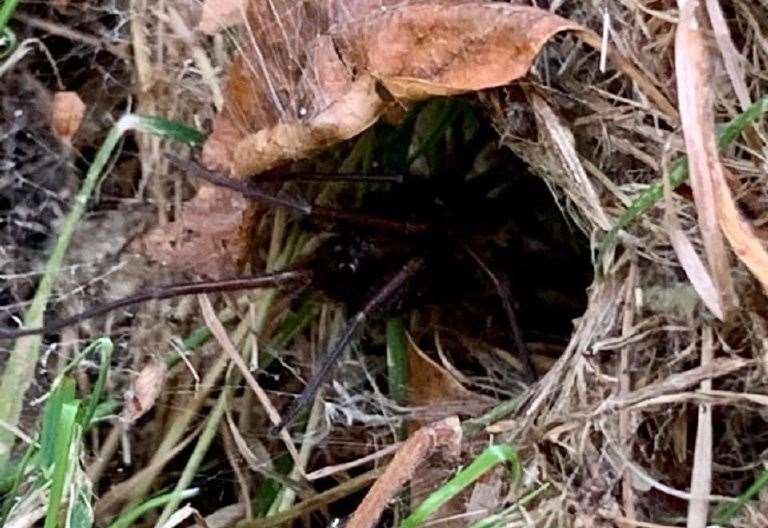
(197, 294, 302, 468)
(662, 148, 723, 319)
(530, 93, 611, 230)
(686, 326, 713, 528)
(598, 96, 768, 264)
(674, 0, 737, 316)
(704, 0, 751, 110)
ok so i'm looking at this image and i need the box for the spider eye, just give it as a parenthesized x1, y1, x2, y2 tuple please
(338, 258, 358, 273)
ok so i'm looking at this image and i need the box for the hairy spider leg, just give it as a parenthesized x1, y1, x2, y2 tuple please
(0, 271, 310, 339)
(254, 171, 404, 184)
(270, 257, 424, 435)
(167, 155, 430, 235)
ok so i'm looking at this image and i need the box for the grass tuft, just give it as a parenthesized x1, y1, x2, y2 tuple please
(0, 115, 204, 470)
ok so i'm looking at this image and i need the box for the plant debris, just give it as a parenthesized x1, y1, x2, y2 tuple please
(3, 1, 768, 527)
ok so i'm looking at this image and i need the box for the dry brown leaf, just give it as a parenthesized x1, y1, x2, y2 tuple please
(123, 360, 167, 422)
(223, 3, 580, 174)
(220, 1, 674, 175)
(232, 75, 383, 177)
(662, 150, 723, 319)
(194, 0, 676, 273)
(407, 333, 489, 412)
(199, 0, 246, 34)
(202, 0, 333, 170)
(714, 171, 768, 293)
(308, 35, 355, 108)
(674, 0, 737, 318)
(201, 108, 247, 172)
(338, 3, 579, 100)
(138, 184, 258, 277)
(51, 91, 85, 143)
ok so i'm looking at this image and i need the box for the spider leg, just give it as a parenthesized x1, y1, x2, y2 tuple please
(167, 155, 430, 235)
(255, 170, 403, 184)
(270, 257, 424, 435)
(462, 245, 537, 383)
(0, 270, 310, 339)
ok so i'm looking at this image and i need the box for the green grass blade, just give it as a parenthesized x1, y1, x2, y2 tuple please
(78, 338, 113, 429)
(106, 489, 199, 528)
(406, 99, 460, 166)
(462, 393, 525, 438)
(43, 400, 80, 528)
(0, 114, 205, 470)
(386, 318, 408, 405)
(69, 486, 94, 528)
(39, 377, 76, 470)
(0, 27, 17, 58)
(89, 399, 121, 423)
(133, 114, 206, 146)
(0, 0, 20, 37)
(712, 466, 768, 525)
(0, 441, 36, 523)
(598, 96, 768, 262)
(400, 444, 519, 528)
(155, 388, 229, 527)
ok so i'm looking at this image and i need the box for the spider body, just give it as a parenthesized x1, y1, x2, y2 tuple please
(304, 172, 523, 316)
(258, 146, 589, 431)
(0, 100, 592, 435)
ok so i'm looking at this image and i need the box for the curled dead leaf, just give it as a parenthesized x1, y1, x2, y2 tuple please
(223, 3, 580, 175)
(407, 333, 492, 413)
(195, 0, 676, 272)
(232, 75, 383, 177)
(203, 0, 336, 170)
(338, 3, 580, 100)
(51, 91, 86, 144)
(123, 360, 167, 422)
(216, 1, 673, 177)
(714, 171, 768, 293)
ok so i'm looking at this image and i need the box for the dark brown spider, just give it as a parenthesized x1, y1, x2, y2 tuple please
(1, 102, 591, 435)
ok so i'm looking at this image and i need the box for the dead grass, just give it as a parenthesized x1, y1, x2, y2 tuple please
(2, 1, 768, 528)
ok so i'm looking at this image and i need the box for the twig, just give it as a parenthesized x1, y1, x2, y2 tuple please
(346, 416, 462, 528)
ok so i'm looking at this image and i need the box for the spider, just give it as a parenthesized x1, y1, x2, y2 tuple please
(1, 100, 591, 434)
